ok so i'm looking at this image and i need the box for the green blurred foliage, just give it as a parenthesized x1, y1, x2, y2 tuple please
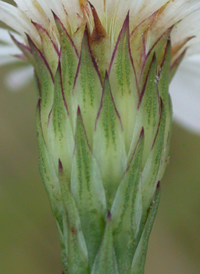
(1, 62, 200, 274)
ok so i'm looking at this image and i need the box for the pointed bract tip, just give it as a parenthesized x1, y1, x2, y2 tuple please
(104, 70, 109, 80)
(37, 97, 42, 109)
(89, 1, 107, 44)
(152, 52, 157, 62)
(141, 127, 144, 137)
(77, 105, 81, 115)
(26, 33, 39, 52)
(107, 210, 111, 220)
(58, 159, 63, 171)
(26, 33, 34, 47)
(104, 70, 109, 83)
(169, 24, 175, 33)
(87, 0, 93, 9)
(125, 11, 130, 23)
(52, 10, 63, 30)
(31, 20, 40, 29)
(52, 10, 58, 21)
(32, 20, 49, 35)
(81, 24, 90, 44)
(51, 9, 58, 20)
(160, 97, 164, 109)
(9, 32, 15, 41)
(157, 181, 161, 189)
(56, 60, 62, 74)
(122, 10, 130, 30)
(9, 32, 25, 48)
(166, 36, 171, 48)
(102, 70, 109, 90)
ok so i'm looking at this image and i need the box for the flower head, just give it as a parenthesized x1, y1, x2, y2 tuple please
(1, 1, 200, 63)
(1, 0, 200, 273)
(1, 1, 200, 129)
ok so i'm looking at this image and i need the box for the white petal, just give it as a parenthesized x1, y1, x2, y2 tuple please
(0, 1, 40, 44)
(170, 55, 200, 134)
(40, 0, 66, 22)
(103, 0, 168, 40)
(0, 28, 22, 44)
(5, 65, 33, 92)
(0, 55, 21, 66)
(14, 0, 49, 28)
(0, 29, 26, 65)
(0, 44, 21, 55)
(61, 0, 83, 33)
(172, 10, 200, 56)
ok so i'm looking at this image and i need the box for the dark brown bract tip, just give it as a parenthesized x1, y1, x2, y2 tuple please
(89, 1, 107, 44)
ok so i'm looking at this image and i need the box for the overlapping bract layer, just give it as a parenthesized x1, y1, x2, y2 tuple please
(13, 4, 174, 274)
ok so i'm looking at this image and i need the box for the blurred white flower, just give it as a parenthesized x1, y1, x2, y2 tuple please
(5, 65, 33, 91)
(0, 28, 23, 65)
(170, 55, 200, 134)
(0, 28, 33, 90)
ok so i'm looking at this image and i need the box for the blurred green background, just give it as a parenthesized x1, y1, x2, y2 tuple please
(0, 1, 200, 271)
(1, 62, 200, 274)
